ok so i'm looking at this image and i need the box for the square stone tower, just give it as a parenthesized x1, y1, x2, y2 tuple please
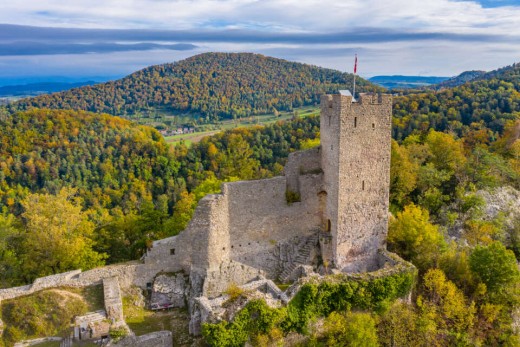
(320, 92, 392, 272)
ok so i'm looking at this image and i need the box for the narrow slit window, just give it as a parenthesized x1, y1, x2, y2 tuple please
(362, 181, 365, 190)
(354, 117, 357, 127)
(372, 123, 375, 129)
(328, 115, 331, 126)
(170, 248, 175, 255)
(327, 219, 331, 232)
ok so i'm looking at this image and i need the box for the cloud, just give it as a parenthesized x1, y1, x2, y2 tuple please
(1, 24, 518, 48)
(0, 0, 520, 34)
(0, 0, 519, 80)
(0, 40, 197, 56)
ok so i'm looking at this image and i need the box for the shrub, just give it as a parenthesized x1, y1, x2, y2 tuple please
(109, 326, 128, 342)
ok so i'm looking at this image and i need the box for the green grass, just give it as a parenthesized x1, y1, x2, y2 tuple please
(275, 283, 291, 291)
(164, 105, 319, 146)
(123, 295, 172, 335)
(122, 292, 195, 344)
(1, 290, 88, 346)
(61, 285, 105, 312)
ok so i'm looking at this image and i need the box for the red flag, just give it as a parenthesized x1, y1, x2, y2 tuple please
(354, 54, 358, 74)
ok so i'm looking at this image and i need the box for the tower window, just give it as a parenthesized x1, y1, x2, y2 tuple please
(354, 117, 357, 128)
(372, 123, 375, 129)
(362, 181, 365, 190)
(328, 115, 331, 126)
(327, 219, 331, 232)
(170, 248, 175, 255)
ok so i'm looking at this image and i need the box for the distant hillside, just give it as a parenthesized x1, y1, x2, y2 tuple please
(393, 63, 520, 140)
(477, 62, 520, 82)
(9, 53, 383, 122)
(0, 81, 97, 97)
(433, 70, 486, 89)
(369, 75, 449, 89)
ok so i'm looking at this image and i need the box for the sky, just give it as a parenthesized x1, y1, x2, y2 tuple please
(0, 0, 520, 85)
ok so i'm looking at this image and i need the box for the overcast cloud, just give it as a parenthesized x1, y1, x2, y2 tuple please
(0, 0, 519, 83)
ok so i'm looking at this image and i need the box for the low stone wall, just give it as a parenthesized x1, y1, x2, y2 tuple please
(190, 276, 286, 335)
(285, 249, 417, 300)
(13, 337, 62, 347)
(109, 331, 172, 347)
(103, 277, 124, 322)
(202, 260, 265, 298)
(0, 263, 139, 301)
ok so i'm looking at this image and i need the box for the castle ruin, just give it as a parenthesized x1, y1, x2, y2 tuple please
(138, 92, 394, 301)
(0, 92, 402, 340)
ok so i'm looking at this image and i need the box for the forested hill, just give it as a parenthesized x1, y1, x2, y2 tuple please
(393, 62, 520, 140)
(8, 53, 382, 122)
(0, 109, 179, 217)
(432, 70, 486, 89)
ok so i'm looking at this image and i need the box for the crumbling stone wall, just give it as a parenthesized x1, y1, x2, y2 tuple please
(109, 331, 172, 347)
(103, 277, 124, 322)
(285, 147, 322, 198)
(0, 264, 139, 301)
(225, 176, 322, 277)
(137, 192, 231, 288)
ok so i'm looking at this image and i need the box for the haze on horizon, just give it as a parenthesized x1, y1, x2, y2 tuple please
(1, 0, 520, 85)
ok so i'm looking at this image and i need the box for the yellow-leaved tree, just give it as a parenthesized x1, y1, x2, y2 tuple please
(388, 204, 446, 272)
(20, 187, 106, 280)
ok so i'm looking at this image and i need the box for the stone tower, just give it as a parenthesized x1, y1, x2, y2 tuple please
(320, 92, 392, 272)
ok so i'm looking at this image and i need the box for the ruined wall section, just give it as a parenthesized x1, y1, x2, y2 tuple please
(285, 147, 322, 199)
(0, 264, 140, 301)
(337, 93, 392, 271)
(320, 94, 342, 267)
(224, 176, 322, 278)
(137, 193, 231, 286)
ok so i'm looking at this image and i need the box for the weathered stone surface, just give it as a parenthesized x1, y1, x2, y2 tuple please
(321, 93, 392, 271)
(151, 273, 189, 308)
(108, 331, 172, 347)
(103, 277, 124, 323)
(478, 186, 520, 228)
(190, 277, 287, 335)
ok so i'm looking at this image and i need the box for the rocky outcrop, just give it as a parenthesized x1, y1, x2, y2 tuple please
(151, 273, 190, 309)
(189, 276, 287, 335)
(478, 186, 520, 230)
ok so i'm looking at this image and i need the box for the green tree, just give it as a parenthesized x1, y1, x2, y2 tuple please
(217, 133, 259, 179)
(418, 269, 475, 344)
(323, 311, 379, 347)
(19, 188, 106, 279)
(0, 213, 21, 287)
(469, 241, 520, 293)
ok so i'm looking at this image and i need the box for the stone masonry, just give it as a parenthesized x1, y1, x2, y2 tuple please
(320, 93, 392, 271)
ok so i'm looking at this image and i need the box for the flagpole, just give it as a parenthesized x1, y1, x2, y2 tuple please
(353, 54, 357, 100)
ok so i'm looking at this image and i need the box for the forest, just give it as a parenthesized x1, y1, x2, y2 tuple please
(0, 59, 519, 346)
(6, 53, 382, 123)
